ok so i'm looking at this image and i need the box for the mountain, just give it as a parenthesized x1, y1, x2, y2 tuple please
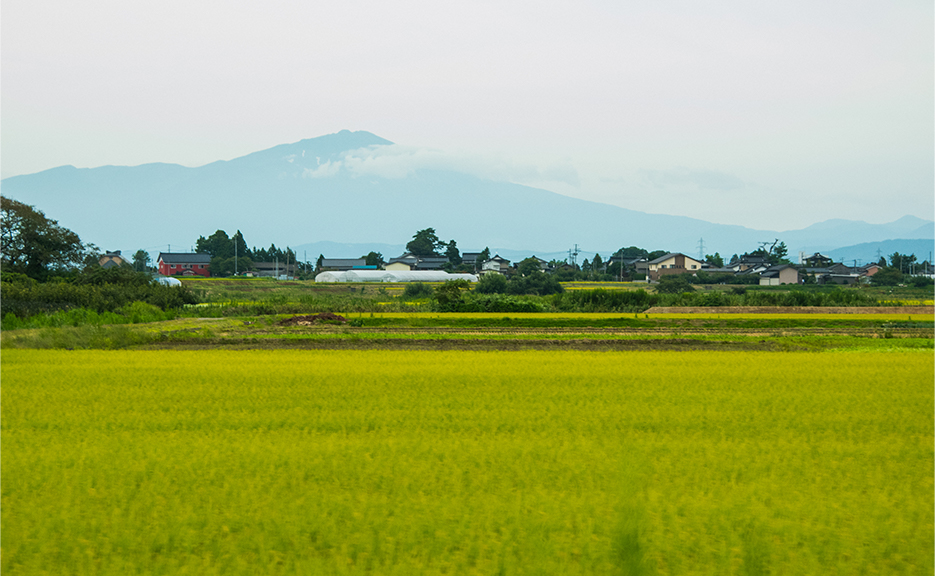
(823, 239, 935, 266)
(2, 130, 932, 262)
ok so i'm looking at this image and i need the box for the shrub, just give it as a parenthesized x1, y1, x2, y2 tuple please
(475, 273, 508, 294)
(402, 283, 434, 299)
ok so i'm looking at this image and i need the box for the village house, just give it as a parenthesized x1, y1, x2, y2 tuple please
(157, 253, 211, 277)
(481, 255, 511, 274)
(461, 252, 483, 270)
(647, 253, 704, 282)
(803, 253, 834, 267)
(319, 258, 367, 271)
(253, 261, 299, 278)
(384, 253, 449, 271)
(758, 264, 800, 286)
(99, 250, 132, 269)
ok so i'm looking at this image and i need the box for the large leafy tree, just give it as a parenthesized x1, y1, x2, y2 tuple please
(705, 253, 724, 268)
(1, 196, 90, 280)
(406, 228, 445, 257)
(871, 267, 904, 286)
(888, 252, 917, 273)
(445, 241, 461, 266)
(196, 230, 233, 259)
(362, 251, 384, 267)
(517, 257, 542, 276)
(196, 230, 257, 276)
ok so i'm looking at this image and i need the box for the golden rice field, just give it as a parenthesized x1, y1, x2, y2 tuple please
(2, 350, 932, 575)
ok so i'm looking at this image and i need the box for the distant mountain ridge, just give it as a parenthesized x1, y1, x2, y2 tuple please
(2, 130, 932, 262)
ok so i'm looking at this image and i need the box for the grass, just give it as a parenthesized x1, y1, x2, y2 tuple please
(2, 349, 932, 574)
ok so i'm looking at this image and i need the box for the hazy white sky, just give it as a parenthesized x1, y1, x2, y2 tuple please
(2, 0, 932, 230)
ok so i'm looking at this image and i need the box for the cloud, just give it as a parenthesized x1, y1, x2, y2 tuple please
(301, 144, 580, 187)
(302, 160, 342, 179)
(640, 167, 746, 191)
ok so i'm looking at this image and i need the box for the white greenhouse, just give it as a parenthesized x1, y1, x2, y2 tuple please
(314, 270, 478, 283)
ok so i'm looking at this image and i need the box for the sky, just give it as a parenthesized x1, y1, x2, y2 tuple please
(2, 0, 932, 231)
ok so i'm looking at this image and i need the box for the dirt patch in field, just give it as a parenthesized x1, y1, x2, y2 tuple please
(278, 313, 347, 326)
(644, 306, 934, 314)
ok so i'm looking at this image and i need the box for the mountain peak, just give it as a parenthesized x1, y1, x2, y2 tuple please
(227, 130, 393, 167)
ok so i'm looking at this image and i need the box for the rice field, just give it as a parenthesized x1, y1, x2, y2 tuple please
(2, 349, 932, 575)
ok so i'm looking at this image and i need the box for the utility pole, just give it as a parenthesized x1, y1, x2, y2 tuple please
(234, 234, 238, 276)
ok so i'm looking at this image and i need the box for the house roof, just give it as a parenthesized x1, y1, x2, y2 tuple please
(647, 252, 700, 265)
(158, 252, 211, 264)
(320, 258, 366, 268)
(760, 265, 797, 278)
(254, 261, 297, 270)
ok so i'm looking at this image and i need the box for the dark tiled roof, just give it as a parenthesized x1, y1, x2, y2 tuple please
(320, 258, 366, 268)
(158, 252, 211, 264)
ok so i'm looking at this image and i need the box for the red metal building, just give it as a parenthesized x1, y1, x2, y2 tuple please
(157, 253, 212, 277)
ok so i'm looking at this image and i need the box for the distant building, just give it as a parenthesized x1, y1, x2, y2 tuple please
(758, 264, 800, 286)
(385, 252, 449, 271)
(157, 253, 211, 277)
(253, 261, 298, 278)
(319, 258, 367, 271)
(99, 250, 132, 269)
(481, 255, 511, 274)
(647, 253, 704, 282)
(803, 253, 834, 267)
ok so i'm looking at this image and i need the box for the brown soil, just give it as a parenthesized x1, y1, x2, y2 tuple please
(278, 313, 347, 326)
(644, 306, 934, 314)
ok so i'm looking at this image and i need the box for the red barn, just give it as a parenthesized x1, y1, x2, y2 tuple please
(157, 253, 212, 277)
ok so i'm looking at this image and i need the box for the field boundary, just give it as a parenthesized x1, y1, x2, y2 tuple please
(644, 306, 935, 314)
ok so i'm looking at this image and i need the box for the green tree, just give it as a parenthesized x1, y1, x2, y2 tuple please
(615, 246, 649, 259)
(433, 279, 471, 310)
(591, 253, 603, 275)
(445, 240, 462, 266)
(477, 247, 491, 267)
(132, 249, 151, 272)
(705, 253, 724, 268)
(362, 251, 384, 267)
(475, 272, 508, 294)
(888, 252, 917, 273)
(517, 257, 542, 276)
(232, 230, 248, 262)
(406, 228, 444, 257)
(196, 230, 233, 259)
(763, 240, 790, 265)
(1, 196, 90, 280)
(871, 267, 904, 286)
